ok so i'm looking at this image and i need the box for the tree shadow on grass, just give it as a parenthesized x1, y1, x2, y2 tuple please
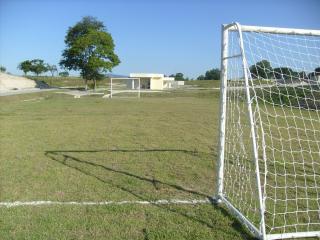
(44, 149, 255, 239)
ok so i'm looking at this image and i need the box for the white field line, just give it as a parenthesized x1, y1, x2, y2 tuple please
(0, 199, 211, 208)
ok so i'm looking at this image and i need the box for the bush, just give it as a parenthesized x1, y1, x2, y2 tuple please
(255, 85, 320, 110)
(0, 66, 6, 72)
(59, 71, 69, 77)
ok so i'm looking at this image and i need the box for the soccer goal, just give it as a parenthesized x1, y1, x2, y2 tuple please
(216, 23, 320, 240)
(109, 77, 141, 98)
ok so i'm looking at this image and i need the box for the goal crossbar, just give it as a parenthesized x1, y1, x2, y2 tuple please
(225, 23, 320, 36)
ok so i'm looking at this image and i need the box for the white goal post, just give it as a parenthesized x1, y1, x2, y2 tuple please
(216, 22, 320, 240)
(110, 77, 141, 98)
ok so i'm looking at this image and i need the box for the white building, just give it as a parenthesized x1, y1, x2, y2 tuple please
(129, 73, 175, 90)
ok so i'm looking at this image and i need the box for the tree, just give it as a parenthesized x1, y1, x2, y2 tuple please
(47, 64, 58, 77)
(175, 73, 184, 80)
(273, 67, 299, 82)
(196, 68, 220, 80)
(169, 73, 185, 81)
(29, 59, 48, 76)
(204, 68, 220, 80)
(60, 16, 120, 90)
(59, 71, 69, 77)
(249, 60, 273, 79)
(18, 60, 32, 75)
(197, 75, 205, 80)
(0, 66, 6, 72)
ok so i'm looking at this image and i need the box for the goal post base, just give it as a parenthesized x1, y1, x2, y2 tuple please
(219, 196, 320, 240)
(266, 231, 320, 240)
(220, 196, 263, 239)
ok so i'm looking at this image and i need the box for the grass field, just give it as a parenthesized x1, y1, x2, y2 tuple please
(27, 76, 222, 90)
(185, 80, 221, 88)
(27, 76, 111, 88)
(0, 89, 254, 239)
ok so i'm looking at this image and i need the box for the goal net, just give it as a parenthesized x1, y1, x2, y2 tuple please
(109, 78, 140, 98)
(217, 23, 320, 240)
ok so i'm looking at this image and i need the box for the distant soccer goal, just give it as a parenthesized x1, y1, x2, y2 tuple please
(109, 77, 141, 98)
(216, 23, 320, 240)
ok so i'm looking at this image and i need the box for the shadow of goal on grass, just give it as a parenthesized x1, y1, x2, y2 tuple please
(45, 148, 210, 198)
(44, 149, 254, 239)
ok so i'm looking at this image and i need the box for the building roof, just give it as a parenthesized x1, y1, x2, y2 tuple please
(130, 73, 164, 78)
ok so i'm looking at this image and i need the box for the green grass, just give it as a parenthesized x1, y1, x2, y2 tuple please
(185, 80, 220, 88)
(184, 79, 273, 89)
(0, 90, 254, 239)
(27, 76, 111, 88)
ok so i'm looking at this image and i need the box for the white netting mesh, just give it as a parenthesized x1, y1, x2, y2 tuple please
(222, 26, 320, 236)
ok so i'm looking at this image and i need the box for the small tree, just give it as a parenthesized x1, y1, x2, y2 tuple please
(59, 71, 69, 77)
(249, 60, 273, 79)
(204, 68, 220, 80)
(47, 64, 58, 77)
(175, 73, 184, 80)
(274, 67, 299, 83)
(197, 75, 205, 80)
(170, 73, 185, 81)
(60, 16, 120, 90)
(0, 66, 6, 72)
(30, 59, 48, 76)
(18, 60, 32, 75)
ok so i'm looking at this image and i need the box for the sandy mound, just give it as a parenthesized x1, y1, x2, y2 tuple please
(0, 72, 37, 91)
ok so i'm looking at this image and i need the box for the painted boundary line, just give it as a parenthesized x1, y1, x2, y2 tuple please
(0, 199, 211, 208)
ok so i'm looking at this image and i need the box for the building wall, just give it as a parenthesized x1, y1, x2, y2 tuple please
(177, 81, 184, 86)
(140, 78, 150, 89)
(124, 79, 140, 89)
(150, 78, 164, 90)
(163, 81, 171, 89)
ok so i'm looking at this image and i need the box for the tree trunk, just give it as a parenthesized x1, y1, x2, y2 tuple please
(94, 79, 96, 91)
(85, 79, 88, 91)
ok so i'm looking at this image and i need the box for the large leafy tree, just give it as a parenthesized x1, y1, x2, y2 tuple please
(29, 59, 48, 76)
(60, 16, 120, 90)
(249, 60, 273, 79)
(18, 60, 32, 75)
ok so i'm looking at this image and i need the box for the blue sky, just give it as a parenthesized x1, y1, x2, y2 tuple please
(0, 0, 319, 78)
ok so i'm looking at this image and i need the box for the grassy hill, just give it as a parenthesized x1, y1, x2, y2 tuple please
(185, 80, 220, 88)
(27, 76, 111, 88)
